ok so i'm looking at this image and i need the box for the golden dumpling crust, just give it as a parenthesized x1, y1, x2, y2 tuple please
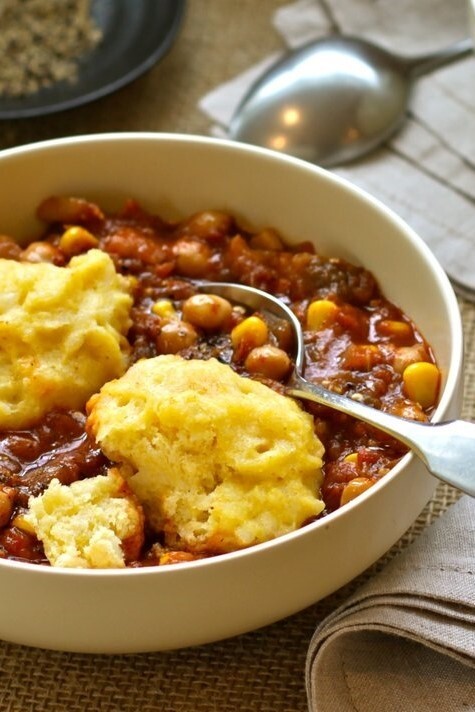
(87, 355, 325, 554)
(0, 249, 133, 428)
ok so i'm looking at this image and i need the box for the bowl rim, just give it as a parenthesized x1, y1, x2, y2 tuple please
(0, 132, 464, 577)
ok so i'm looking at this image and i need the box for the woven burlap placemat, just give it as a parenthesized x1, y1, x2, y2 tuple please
(0, 2, 473, 710)
(0, 480, 465, 712)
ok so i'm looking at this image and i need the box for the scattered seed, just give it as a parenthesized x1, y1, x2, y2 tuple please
(0, 0, 103, 98)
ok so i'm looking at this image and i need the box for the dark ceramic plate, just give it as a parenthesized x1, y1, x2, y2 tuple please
(0, 0, 186, 119)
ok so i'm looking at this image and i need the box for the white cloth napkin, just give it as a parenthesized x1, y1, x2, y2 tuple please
(306, 495, 475, 712)
(198, 0, 475, 297)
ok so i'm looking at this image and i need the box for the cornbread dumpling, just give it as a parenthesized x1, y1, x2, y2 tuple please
(0, 249, 133, 428)
(87, 355, 324, 554)
(25, 469, 144, 568)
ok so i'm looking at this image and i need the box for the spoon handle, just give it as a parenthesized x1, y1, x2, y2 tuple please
(289, 374, 475, 497)
(403, 37, 473, 79)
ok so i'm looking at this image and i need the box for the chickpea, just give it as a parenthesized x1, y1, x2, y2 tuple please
(0, 235, 22, 260)
(182, 294, 232, 331)
(180, 211, 233, 240)
(156, 320, 198, 354)
(249, 228, 284, 251)
(36, 196, 104, 224)
(390, 401, 427, 422)
(20, 241, 61, 263)
(272, 318, 295, 354)
(244, 345, 291, 381)
(174, 239, 211, 277)
(392, 344, 428, 374)
(343, 343, 381, 371)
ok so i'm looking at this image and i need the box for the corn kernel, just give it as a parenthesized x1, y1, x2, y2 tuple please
(343, 452, 358, 463)
(378, 319, 412, 339)
(403, 361, 440, 409)
(306, 299, 338, 330)
(12, 514, 36, 535)
(231, 316, 268, 350)
(340, 477, 374, 506)
(59, 226, 99, 255)
(151, 299, 177, 320)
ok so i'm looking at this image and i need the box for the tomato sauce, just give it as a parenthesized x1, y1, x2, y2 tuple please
(0, 197, 438, 565)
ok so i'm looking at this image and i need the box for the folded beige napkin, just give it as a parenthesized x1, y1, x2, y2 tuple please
(199, 0, 475, 297)
(306, 495, 475, 711)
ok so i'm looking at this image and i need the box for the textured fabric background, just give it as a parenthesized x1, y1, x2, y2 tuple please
(306, 495, 475, 711)
(0, 2, 473, 710)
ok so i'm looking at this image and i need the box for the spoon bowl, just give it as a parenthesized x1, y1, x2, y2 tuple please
(229, 35, 473, 166)
(200, 280, 475, 497)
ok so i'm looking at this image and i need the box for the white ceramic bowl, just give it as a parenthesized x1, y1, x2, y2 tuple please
(0, 133, 463, 653)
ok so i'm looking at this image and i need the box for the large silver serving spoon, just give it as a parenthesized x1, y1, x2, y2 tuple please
(199, 281, 475, 497)
(229, 36, 473, 166)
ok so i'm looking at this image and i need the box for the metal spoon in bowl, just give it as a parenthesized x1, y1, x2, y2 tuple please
(229, 35, 473, 167)
(198, 280, 475, 497)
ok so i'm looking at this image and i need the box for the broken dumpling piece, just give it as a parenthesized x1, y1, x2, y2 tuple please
(86, 355, 325, 555)
(0, 249, 133, 429)
(24, 469, 145, 569)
